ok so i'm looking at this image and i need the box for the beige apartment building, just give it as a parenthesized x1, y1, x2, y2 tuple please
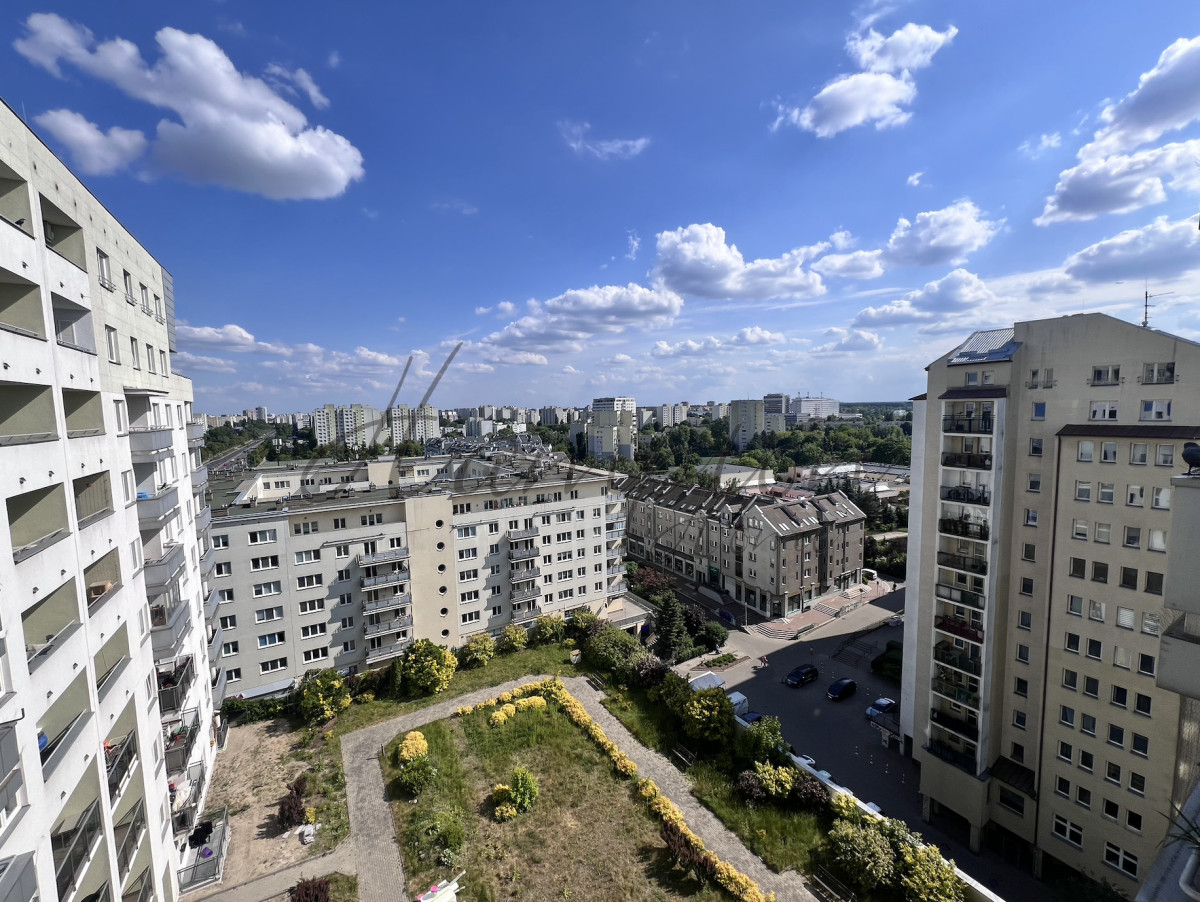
(0, 99, 220, 902)
(904, 313, 1200, 893)
(620, 476, 865, 618)
(729, 399, 765, 452)
(207, 455, 637, 698)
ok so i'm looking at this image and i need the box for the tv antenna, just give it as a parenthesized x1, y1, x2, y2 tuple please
(1142, 287, 1174, 328)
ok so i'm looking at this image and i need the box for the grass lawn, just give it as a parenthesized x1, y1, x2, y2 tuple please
(383, 702, 729, 902)
(290, 643, 584, 853)
(328, 873, 359, 902)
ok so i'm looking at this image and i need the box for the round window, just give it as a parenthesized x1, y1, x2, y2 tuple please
(440, 607, 448, 617)
(441, 629, 450, 638)
(437, 563, 446, 573)
(436, 541, 445, 551)
(435, 519, 444, 528)
(439, 586, 447, 595)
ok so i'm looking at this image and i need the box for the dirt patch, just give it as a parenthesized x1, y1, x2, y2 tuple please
(190, 719, 318, 897)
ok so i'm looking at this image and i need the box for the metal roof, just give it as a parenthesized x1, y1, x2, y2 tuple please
(946, 328, 1020, 365)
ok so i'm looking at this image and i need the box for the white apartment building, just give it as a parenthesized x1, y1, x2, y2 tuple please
(729, 400, 765, 452)
(587, 409, 636, 461)
(592, 397, 636, 414)
(206, 456, 637, 698)
(411, 405, 439, 443)
(387, 405, 412, 446)
(904, 314, 1200, 894)
(793, 395, 840, 419)
(0, 100, 220, 902)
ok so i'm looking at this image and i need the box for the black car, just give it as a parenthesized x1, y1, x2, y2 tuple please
(785, 664, 820, 687)
(827, 678, 857, 700)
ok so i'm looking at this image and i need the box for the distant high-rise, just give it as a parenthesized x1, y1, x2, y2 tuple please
(763, 393, 791, 416)
(793, 396, 840, 419)
(729, 400, 765, 452)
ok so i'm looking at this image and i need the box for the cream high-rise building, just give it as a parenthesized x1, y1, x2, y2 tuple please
(728, 399, 765, 452)
(0, 100, 221, 902)
(904, 313, 1200, 893)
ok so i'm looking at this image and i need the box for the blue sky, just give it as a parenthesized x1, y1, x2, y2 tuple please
(6, 2, 1200, 414)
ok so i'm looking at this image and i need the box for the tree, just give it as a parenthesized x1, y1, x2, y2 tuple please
(401, 639, 458, 695)
(829, 819, 895, 892)
(507, 766, 540, 812)
(695, 621, 729, 653)
(496, 624, 528, 654)
(528, 614, 564, 646)
(565, 609, 600, 642)
(652, 592, 689, 663)
(457, 633, 495, 669)
(736, 715, 788, 767)
(297, 669, 351, 725)
(682, 687, 734, 744)
(583, 624, 642, 675)
(897, 844, 965, 902)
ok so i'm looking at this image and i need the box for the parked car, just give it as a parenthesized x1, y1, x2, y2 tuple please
(796, 754, 816, 768)
(827, 678, 857, 701)
(742, 711, 764, 725)
(865, 698, 896, 718)
(784, 664, 820, 687)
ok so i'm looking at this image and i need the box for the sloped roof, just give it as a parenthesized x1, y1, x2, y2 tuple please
(946, 328, 1020, 365)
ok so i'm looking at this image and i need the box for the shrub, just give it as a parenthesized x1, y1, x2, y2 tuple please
(898, 843, 965, 902)
(529, 614, 565, 646)
(508, 766, 539, 812)
(682, 687, 734, 744)
(583, 624, 642, 674)
(829, 818, 894, 892)
(496, 624, 528, 654)
(695, 620, 729, 653)
(405, 807, 464, 860)
(736, 716, 788, 768)
(402, 639, 458, 695)
(752, 761, 794, 800)
(278, 790, 305, 829)
(673, 643, 706, 665)
(356, 691, 375, 704)
(736, 769, 768, 805)
(651, 672, 693, 719)
(289, 773, 308, 797)
(493, 802, 519, 822)
(296, 669, 351, 725)
(682, 603, 709, 638)
(396, 754, 437, 796)
(628, 651, 669, 689)
(395, 731, 428, 764)
(565, 609, 600, 642)
(789, 772, 830, 811)
(289, 876, 330, 902)
(457, 633, 495, 669)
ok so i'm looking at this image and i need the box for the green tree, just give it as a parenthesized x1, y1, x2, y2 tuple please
(583, 624, 642, 675)
(565, 609, 599, 642)
(457, 633, 495, 669)
(682, 687, 734, 744)
(401, 639, 458, 695)
(297, 669, 351, 725)
(829, 818, 895, 892)
(652, 592, 689, 663)
(898, 844, 965, 902)
(496, 624, 528, 654)
(528, 614, 564, 646)
(695, 620, 728, 653)
(736, 715, 788, 767)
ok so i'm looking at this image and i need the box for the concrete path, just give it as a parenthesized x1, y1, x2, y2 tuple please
(199, 673, 817, 902)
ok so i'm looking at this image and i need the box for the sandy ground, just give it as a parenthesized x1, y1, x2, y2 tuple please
(192, 719, 317, 898)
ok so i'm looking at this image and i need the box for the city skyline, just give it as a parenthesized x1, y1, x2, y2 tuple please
(5, 3, 1200, 411)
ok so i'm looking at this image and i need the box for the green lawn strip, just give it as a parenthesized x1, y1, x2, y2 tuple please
(327, 872, 359, 902)
(386, 702, 728, 902)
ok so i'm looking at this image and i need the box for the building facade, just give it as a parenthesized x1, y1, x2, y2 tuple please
(793, 396, 840, 419)
(903, 314, 1200, 893)
(0, 100, 219, 902)
(729, 400, 765, 452)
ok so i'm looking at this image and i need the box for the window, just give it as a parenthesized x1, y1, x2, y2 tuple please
(1112, 685, 1128, 707)
(1153, 487, 1171, 509)
(458, 569, 478, 581)
(1098, 483, 1115, 504)
(1119, 568, 1138, 590)
(1058, 741, 1073, 762)
(255, 606, 284, 623)
(1063, 669, 1078, 690)
(1072, 519, 1088, 540)
(1145, 571, 1164, 595)
(227, 668, 241, 682)
(1089, 599, 1106, 622)
(1025, 509, 1038, 527)
(1138, 653, 1156, 676)
(335, 544, 350, 558)
(1092, 365, 1120, 385)
(1122, 526, 1141, 549)
(215, 562, 232, 577)
(1127, 810, 1143, 832)
(1068, 557, 1086, 579)
(218, 589, 234, 602)
(456, 525, 476, 538)
(1107, 762, 1122, 785)
(300, 623, 327, 639)
(1016, 644, 1030, 663)
(130, 337, 140, 370)
(1148, 528, 1167, 552)
(1055, 776, 1070, 797)
(339, 616, 355, 629)
(159, 350, 167, 375)
(1084, 676, 1099, 698)
(1022, 542, 1037, 561)
(219, 614, 237, 629)
(342, 641, 356, 654)
(459, 590, 479, 603)
(460, 611, 480, 625)
(1090, 402, 1118, 421)
(303, 647, 329, 663)
(1075, 481, 1092, 502)
(1126, 485, 1144, 507)
(1014, 710, 1028, 729)
(1108, 724, 1125, 747)
(249, 529, 277, 544)
(251, 555, 279, 571)
(295, 549, 321, 564)
(1130, 772, 1146, 795)
(1103, 798, 1120, 821)
(1032, 402, 1046, 420)
(1015, 677, 1029, 697)
(1053, 815, 1083, 848)
(294, 521, 319, 535)
(254, 581, 284, 598)
(1144, 361, 1175, 384)
(1086, 638, 1102, 659)
(146, 345, 156, 373)
(1116, 606, 1135, 630)
(336, 568, 350, 582)
(1065, 632, 1080, 653)
(1027, 473, 1042, 493)
(1104, 842, 1138, 878)
(1140, 399, 1171, 421)
(1093, 561, 1109, 583)
(105, 326, 120, 363)
(998, 787, 1025, 816)
(212, 533, 229, 549)
(332, 518, 346, 529)
(298, 598, 325, 614)
(1095, 522, 1112, 544)
(1078, 441, 1095, 462)
(1020, 577, 1034, 595)
(258, 632, 285, 648)
(457, 548, 477, 560)
(1077, 786, 1092, 808)
(1060, 705, 1076, 727)
(1068, 595, 1083, 616)
(222, 641, 239, 656)
(361, 513, 384, 526)
(1082, 714, 1097, 736)
(1157, 444, 1175, 466)
(297, 574, 323, 589)
(1080, 750, 1094, 772)
(1131, 733, 1149, 757)
(261, 658, 288, 674)
(1101, 441, 1118, 462)
(1030, 437, 1043, 456)
(1018, 610, 1032, 630)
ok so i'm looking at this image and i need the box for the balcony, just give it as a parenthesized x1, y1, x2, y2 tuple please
(513, 606, 542, 624)
(127, 426, 173, 460)
(365, 613, 413, 635)
(157, 657, 196, 714)
(187, 421, 206, 441)
(360, 545, 410, 566)
(211, 668, 227, 708)
(363, 592, 411, 614)
(52, 799, 103, 902)
(936, 551, 987, 576)
(607, 581, 628, 596)
(606, 492, 626, 504)
(113, 799, 146, 884)
(207, 623, 223, 662)
(163, 709, 199, 775)
(0, 853, 38, 902)
(606, 518, 627, 531)
(204, 587, 220, 623)
(9, 483, 70, 563)
(122, 871, 152, 902)
(136, 485, 179, 529)
(934, 615, 984, 644)
(195, 504, 212, 533)
(511, 584, 541, 603)
(940, 452, 992, 470)
(105, 731, 138, 803)
(925, 738, 978, 775)
(95, 656, 129, 704)
(938, 485, 990, 506)
(941, 416, 993, 434)
(509, 546, 538, 562)
(606, 548, 621, 560)
(1158, 621, 1200, 699)
(937, 518, 989, 541)
(932, 678, 980, 709)
(366, 636, 413, 664)
(933, 641, 982, 676)
(507, 527, 538, 541)
(607, 528, 625, 540)
(170, 760, 207, 836)
(150, 592, 189, 658)
(935, 582, 985, 611)
(177, 805, 228, 893)
(930, 706, 979, 742)
(361, 569, 407, 590)
(198, 544, 215, 575)
(144, 543, 185, 590)
(509, 566, 541, 583)
(40, 710, 87, 779)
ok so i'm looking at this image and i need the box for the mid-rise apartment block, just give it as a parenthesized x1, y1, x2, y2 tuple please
(621, 476, 865, 618)
(729, 400, 765, 452)
(0, 100, 220, 902)
(206, 455, 635, 698)
(904, 314, 1200, 893)
(792, 395, 840, 419)
(763, 393, 791, 416)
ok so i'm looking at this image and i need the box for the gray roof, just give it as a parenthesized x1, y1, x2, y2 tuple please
(946, 328, 1020, 365)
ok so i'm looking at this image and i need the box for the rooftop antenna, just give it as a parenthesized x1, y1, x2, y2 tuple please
(1143, 285, 1174, 328)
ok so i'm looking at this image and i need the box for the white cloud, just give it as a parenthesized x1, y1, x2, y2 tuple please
(829, 230, 855, 250)
(173, 350, 237, 373)
(1063, 216, 1200, 283)
(474, 306, 491, 316)
(15, 13, 364, 200)
(177, 322, 289, 354)
(558, 120, 650, 160)
(653, 223, 827, 300)
(327, 50, 341, 69)
(34, 109, 146, 175)
(907, 171, 923, 186)
(626, 232, 641, 261)
(846, 23, 958, 73)
(561, 365, 580, 375)
(852, 268, 997, 328)
(496, 301, 516, 316)
(431, 199, 479, 215)
(813, 327, 883, 355)
(779, 71, 916, 138)
(852, 299, 932, 327)
(265, 64, 330, 110)
(812, 249, 885, 280)
(885, 200, 1000, 266)
(650, 326, 785, 358)
(1018, 132, 1061, 159)
(457, 362, 495, 374)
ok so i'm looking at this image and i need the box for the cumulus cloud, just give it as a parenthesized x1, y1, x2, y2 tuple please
(852, 269, 997, 328)
(265, 64, 330, 109)
(813, 327, 883, 355)
(474, 306, 491, 316)
(15, 13, 364, 200)
(626, 232, 641, 261)
(775, 22, 955, 138)
(173, 350, 237, 373)
(650, 325, 786, 358)
(177, 322, 289, 354)
(496, 301, 516, 316)
(34, 109, 146, 175)
(653, 223, 827, 300)
(1063, 216, 1200, 283)
(852, 299, 932, 327)
(885, 200, 1000, 266)
(558, 120, 650, 160)
(812, 249, 885, 279)
(1018, 132, 1061, 159)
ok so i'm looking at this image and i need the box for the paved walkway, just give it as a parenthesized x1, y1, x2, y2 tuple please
(200, 674, 816, 902)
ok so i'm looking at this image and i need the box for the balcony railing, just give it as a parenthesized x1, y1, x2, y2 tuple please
(937, 551, 987, 576)
(511, 584, 541, 603)
(105, 730, 138, 802)
(937, 518, 989, 540)
(939, 485, 990, 506)
(136, 486, 180, 527)
(177, 805, 228, 893)
(513, 606, 542, 624)
(606, 492, 626, 504)
(507, 527, 538, 540)
(508, 546, 538, 562)
(52, 799, 103, 901)
(114, 799, 146, 883)
(607, 581, 628, 596)
(40, 711, 85, 773)
(606, 548, 621, 560)
(935, 582, 984, 611)
(930, 706, 979, 741)
(163, 709, 199, 774)
(932, 678, 980, 709)
(606, 518, 627, 531)
(509, 566, 541, 583)
(933, 641, 982, 676)
(941, 416, 993, 434)
(170, 761, 207, 836)
(360, 546, 410, 566)
(187, 421, 206, 442)
(366, 636, 414, 663)
(365, 614, 413, 635)
(211, 668, 228, 708)
(363, 592, 411, 614)
(941, 452, 992, 470)
(144, 543, 185, 589)
(122, 870, 152, 902)
(925, 738, 977, 774)
(360, 569, 407, 589)
(935, 615, 984, 644)
(127, 427, 173, 456)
